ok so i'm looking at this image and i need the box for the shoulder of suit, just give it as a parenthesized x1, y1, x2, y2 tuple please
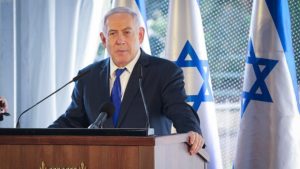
(75, 58, 109, 80)
(79, 58, 108, 72)
(144, 54, 180, 70)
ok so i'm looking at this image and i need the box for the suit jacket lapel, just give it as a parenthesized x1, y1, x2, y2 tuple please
(99, 59, 115, 128)
(99, 59, 110, 101)
(117, 50, 150, 127)
(116, 64, 140, 127)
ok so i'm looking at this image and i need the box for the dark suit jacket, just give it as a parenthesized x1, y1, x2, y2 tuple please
(49, 50, 202, 136)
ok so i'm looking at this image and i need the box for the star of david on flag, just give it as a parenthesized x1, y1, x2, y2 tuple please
(176, 40, 213, 111)
(241, 40, 278, 116)
(234, 0, 300, 168)
(166, 1, 223, 169)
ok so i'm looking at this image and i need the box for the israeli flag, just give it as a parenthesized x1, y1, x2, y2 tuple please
(112, 0, 151, 54)
(234, 0, 300, 168)
(165, 1, 223, 169)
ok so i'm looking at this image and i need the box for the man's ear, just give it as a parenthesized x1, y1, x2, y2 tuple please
(100, 32, 107, 48)
(138, 27, 145, 44)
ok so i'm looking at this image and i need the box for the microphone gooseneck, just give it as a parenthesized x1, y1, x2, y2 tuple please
(16, 70, 91, 128)
(138, 64, 150, 128)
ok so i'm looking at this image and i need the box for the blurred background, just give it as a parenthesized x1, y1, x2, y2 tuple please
(0, 0, 299, 168)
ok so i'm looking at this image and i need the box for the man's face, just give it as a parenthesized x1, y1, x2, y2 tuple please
(100, 13, 144, 67)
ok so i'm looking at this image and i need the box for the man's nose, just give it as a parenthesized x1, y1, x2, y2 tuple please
(116, 35, 126, 45)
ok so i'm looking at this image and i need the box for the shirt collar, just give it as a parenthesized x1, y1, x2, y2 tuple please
(110, 49, 141, 77)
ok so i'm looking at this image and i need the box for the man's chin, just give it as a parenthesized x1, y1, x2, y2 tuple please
(113, 59, 131, 67)
(115, 51, 129, 56)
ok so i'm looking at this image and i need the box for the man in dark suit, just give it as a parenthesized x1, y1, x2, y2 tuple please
(49, 7, 204, 155)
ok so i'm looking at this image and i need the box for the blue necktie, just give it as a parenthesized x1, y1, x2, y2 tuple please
(111, 68, 126, 127)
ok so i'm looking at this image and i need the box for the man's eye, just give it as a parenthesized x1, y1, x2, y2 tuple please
(124, 31, 131, 35)
(109, 32, 116, 36)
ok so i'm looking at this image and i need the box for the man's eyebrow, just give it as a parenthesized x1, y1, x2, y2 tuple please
(108, 27, 132, 32)
(122, 27, 133, 31)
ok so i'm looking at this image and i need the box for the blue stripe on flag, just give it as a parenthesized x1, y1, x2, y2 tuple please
(265, 0, 291, 52)
(265, 0, 300, 112)
(135, 0, 147, 22)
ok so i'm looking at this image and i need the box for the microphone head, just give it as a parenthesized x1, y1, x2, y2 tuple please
(72, 69, 91, 82)
(99, 102, 115, 118)
(0, 112, 10, 122)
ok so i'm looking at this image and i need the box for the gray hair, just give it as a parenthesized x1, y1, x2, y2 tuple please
(102, 7, 140, 35)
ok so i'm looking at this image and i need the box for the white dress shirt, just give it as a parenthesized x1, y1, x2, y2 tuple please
(109, 49, 141, 100)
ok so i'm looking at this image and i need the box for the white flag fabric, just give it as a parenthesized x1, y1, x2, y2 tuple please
(165, 1, 223, 169)
(112, 0, 151, 54)
(234, 0, 300, 168)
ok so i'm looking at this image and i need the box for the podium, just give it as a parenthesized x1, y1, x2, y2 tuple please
(0, 128, 209, 169)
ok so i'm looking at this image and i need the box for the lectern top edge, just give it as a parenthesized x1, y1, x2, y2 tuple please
(0, 128, 154, 136)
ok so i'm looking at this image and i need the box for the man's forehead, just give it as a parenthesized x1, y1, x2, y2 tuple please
(106, 12, 134, 23)
(108, 27, 133, 32)
(106, 14, 135, 30)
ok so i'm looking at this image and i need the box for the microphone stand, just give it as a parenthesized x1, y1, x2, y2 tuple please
(138, 65, 154, 135)
(16, 81, 73, 128)
(16, 70, 90, 128)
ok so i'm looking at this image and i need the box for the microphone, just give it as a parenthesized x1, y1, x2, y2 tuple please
(138, 65, 154, 135)
(88, 102, 115, 129)
(138, 65, 154, 132)
(138, 65, 150, 128)
(16, 70, 91, 128)
(0, 112, 10, 121)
